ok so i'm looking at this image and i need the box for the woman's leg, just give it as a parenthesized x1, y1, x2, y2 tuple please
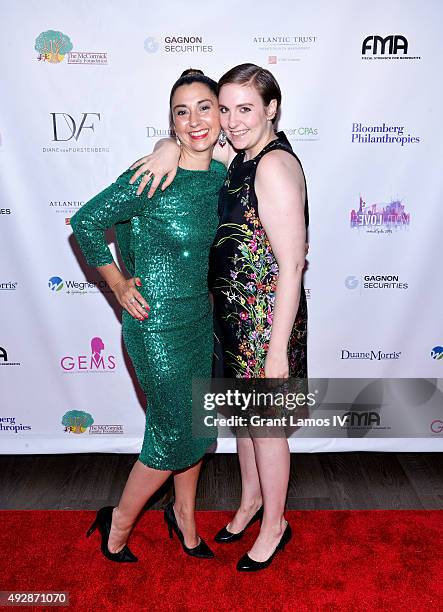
(109, 459, 171, 553)
(173, 460, 203, 548)
(226, 434, 263, 533)
(245, 437, 290, 561)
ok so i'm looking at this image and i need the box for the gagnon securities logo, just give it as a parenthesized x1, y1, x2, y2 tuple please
(345, 274, 408, 292)
(35, 30, 107, 65)
(431, 346, 443, 361)
(361, 35, 420, 61)
(48, 275, 112, 295)
(60, 337, 116, 373)
(144, 34, 214, 54)
(341, 349, 401, 361)
(350, 195, 410, 234)
(351, 122, 420, 146)
(61, 410, 124, 434)
(43, 112, 109, 154)
(251, 34, 317, 64)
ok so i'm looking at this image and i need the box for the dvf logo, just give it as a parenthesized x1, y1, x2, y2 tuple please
(51, 113, 101, 141)
(362, 35, 408, 55)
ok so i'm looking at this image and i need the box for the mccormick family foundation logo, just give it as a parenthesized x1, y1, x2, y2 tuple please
(35, 30, 108, 64)
(62, 410, 94, 433)
(60, 337, 116, 373)
(350, 196, 410, 234)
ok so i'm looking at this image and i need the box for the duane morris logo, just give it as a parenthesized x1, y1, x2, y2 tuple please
(362, 35, 420, 61)
(341, 350, 401, 361)
(35, 30, 107, 64)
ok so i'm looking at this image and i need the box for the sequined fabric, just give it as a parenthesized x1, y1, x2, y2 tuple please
(71, 161, 226, 470)
(209, 133, 309, 378)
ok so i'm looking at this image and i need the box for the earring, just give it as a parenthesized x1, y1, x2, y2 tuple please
(218, 129, 227, 147)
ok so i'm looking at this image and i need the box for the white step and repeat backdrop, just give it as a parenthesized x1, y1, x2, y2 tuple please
(1, 0, 442, 454)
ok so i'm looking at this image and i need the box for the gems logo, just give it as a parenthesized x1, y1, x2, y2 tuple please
(35, 30, 73, 63)
(350, 196, 410, 234)
(0, 209, 11, 215)
(47, 275, 111, 295)
(341, 350, 401, 361)
(62, 410, 94, 433)
(0, 347, 21, 367)
(0, 417, 32, 434)
(361, 35, 420, 61)
(282, 127, 319, 143)
(351, 123, 420, 146)
(35, 30, 107, 65)
(345, 275, 408, 291)
(0, 282, 18, 291)
(144, 35, 213, 54)
(60, 337, 116, 373)
(431, 346, 443, 361)
(48, 276, 64, 292)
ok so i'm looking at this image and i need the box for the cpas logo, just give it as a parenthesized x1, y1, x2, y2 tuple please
(35, 30, 73, 63)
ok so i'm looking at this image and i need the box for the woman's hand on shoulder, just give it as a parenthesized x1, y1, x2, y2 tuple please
(129, 138, 181, 198)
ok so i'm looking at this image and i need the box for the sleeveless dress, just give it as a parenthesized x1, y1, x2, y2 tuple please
(71, 161, 226, 470)
(209, 133, 308, 379)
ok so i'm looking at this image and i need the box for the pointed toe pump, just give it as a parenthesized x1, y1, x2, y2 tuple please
(214, 505, 264, 544)
(164, 501, 214, 559)
(86, 506, 138, 563)
(236, 521, 292, 572)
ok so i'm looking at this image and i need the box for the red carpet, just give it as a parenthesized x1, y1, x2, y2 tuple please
(0, 510, 441, 611)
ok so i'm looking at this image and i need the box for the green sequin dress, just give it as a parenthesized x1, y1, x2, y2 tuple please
(71, 161, 226, 470)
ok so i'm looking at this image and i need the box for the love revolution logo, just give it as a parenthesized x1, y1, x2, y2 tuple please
(35, 30, 107, 65)
(350, 195, 410, 234)
(60, 337, 116, 373)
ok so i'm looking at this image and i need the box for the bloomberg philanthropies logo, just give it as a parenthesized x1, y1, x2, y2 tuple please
(352, 122, 419, 146)
(60, 337, 116, 373)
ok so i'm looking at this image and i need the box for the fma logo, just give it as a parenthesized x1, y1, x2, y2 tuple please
(431, 346, 443, 360)
(362, 35, 408, 55)
(48, 276, 64, 292)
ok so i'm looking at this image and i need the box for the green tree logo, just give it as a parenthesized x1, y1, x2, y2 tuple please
(62, 410, 94, 434)
(35, 30, 73, 63)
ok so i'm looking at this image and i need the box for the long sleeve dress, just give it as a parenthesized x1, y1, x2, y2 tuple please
(71, 161, 226, 470)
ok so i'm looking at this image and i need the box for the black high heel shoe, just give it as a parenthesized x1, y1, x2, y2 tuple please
(164, 502, 214, 559)
(86, 506, 138, 563)
(236, 521, 292, 572)
(214, 505, 264, 543)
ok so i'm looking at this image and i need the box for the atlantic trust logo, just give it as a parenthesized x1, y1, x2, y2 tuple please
(350, 196, 410, 234)
(60, 337, 116, 373)
(48, 275, 112, 295)
(35, 30, 107, 65)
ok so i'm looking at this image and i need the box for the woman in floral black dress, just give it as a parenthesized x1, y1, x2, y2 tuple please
(130, 64, 308, 572)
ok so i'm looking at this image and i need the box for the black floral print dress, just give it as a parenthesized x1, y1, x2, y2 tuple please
(209, 132, 308, 379)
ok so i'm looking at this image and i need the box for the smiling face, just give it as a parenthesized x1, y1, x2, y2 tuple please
(218, 82, 277, 156)
(171, 82, 220, 153)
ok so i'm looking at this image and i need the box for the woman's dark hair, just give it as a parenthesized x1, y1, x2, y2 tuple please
(169, 68, 218, 109)
(217, 63, 281, 123)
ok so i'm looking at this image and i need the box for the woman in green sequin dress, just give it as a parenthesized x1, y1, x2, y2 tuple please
(71, 72, 225, 561)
